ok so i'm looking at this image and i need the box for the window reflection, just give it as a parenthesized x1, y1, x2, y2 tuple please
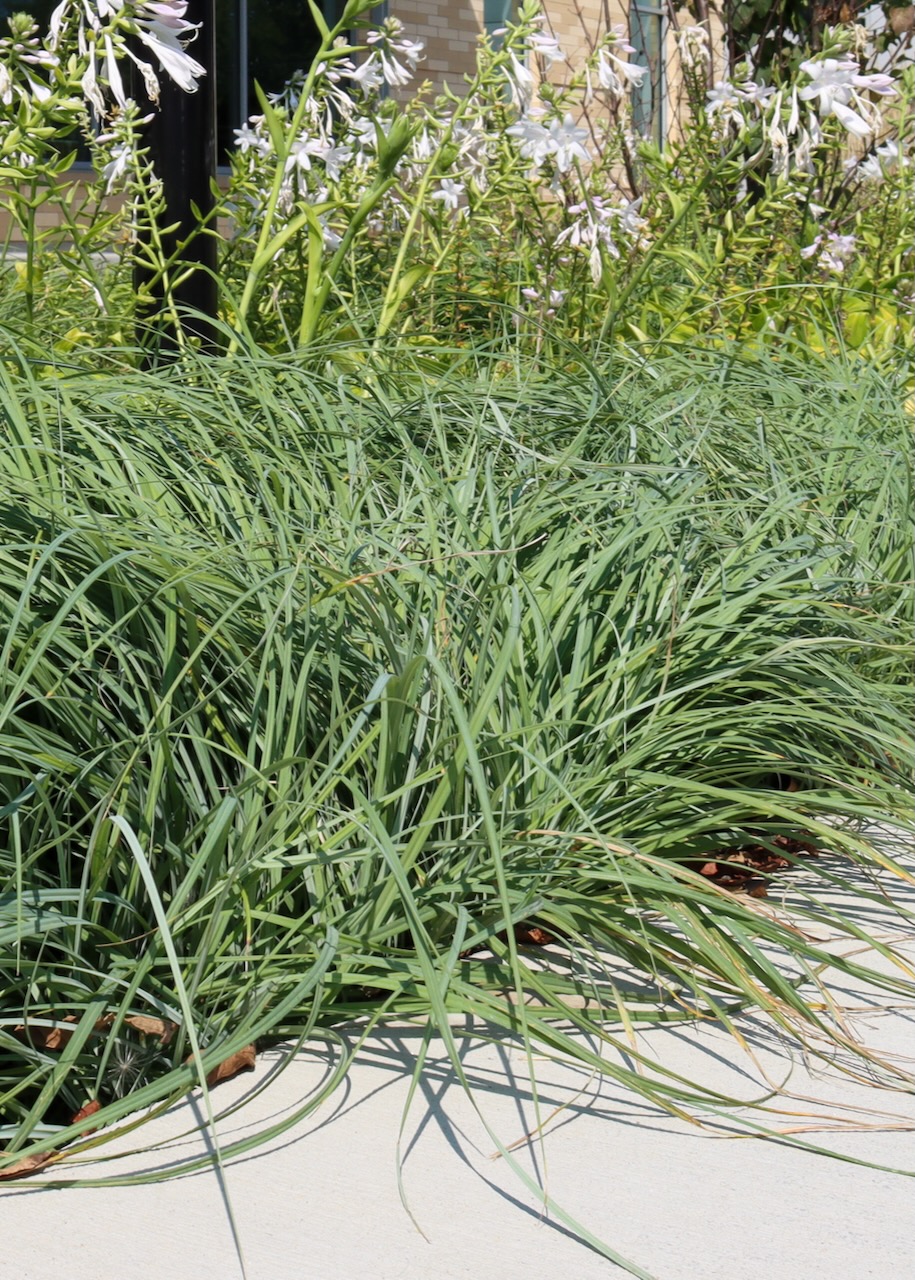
(630, 2, 665, 147)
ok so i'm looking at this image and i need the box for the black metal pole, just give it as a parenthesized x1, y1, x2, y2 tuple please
(134, 0, 218, 356)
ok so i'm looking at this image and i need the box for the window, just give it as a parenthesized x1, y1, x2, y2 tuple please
(0, 1, 54, 25)
(484, 0, 514, 48)
(217, 2, 335, 157)
(630, 1, 665, 147)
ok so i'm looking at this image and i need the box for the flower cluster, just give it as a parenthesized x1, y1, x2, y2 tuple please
(677, 25, 711, 71)
(856, 138, 909, 183)
(797, 57, 895, 138)
(555, 195, 648, 284)
(362, 16, 424, 89)
(698, 25, 902, 183)
(47, 1, 206, 113)
(506, 112, 591, 174)
(596, 30, 648, 99)
(1, 1, 909, 354)
(0, 14, 58, 108)
(801, 231, 857, 274)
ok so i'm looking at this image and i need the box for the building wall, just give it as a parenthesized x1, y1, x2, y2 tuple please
(394, 0, 485, 92)
(544, 0, 631, 62)
(397, 1, 635, 96)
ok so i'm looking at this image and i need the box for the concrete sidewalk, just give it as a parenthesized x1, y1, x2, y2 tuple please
(3, 870, 914, 1280)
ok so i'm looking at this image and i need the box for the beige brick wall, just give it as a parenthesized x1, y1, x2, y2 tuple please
(393, 0, 485, 94)
(542, 0, 630, 64)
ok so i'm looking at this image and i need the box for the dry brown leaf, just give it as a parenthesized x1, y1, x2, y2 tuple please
(12, 1014, 78, 1051)
(513, 924, 555, 947)
(13, 1011, 179, 1054)
(200, 1044, 257, 1086)
(123, 1015, 178, 1044)
(890, 5, 914, 36)
(0, 1151, 53, 1182)
(69, 1100, 101, 1130)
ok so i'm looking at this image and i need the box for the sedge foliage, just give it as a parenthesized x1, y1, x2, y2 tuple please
(1, 336, 912, 1196)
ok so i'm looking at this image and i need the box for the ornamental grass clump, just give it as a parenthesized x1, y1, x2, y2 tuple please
(0, 2, 913, 1271)
(0, 339, 912, 1245)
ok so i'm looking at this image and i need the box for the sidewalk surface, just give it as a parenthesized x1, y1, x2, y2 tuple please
(3, 860, 914, 1280)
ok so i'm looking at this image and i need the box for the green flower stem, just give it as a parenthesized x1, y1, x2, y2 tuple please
(298, 173, 399, 346)
(230, 4, 377, 348)
(373, 19, 539, 343)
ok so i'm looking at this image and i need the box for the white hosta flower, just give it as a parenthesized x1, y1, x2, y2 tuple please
(285, 134, 324, 175)
(46, 0, 114, 51)
(454, 118, 493, 187)
(81, 49, 105, 115)
(556, 196, 622, 283)
(22, 71, 52, 103)
(0, 63, 11, 106)
(529, 32, 564, 68)
(798, 57, 896, 137)
(736, 80, 775, 109)
(677, 25, 711, 69)
(521, 285, 566, 316)
(857, 150, 883, 180)
(377, 50, 413, 87)
(349, 116, 379, 154)
(608, 51, 648, 89)
(786, 88, 800, 135)
(793, 126, 816, 173)
(47, 1, 68, 49)
(615, 197, 648, 240)
(101, 139, 131, 192)
(597, 50, 648, 96)
(544, 288, 566, 318)
(366, 17, 424, 88)
(135, 1, 206, 94)
(830, 99, 872, 137)
(877, 138, 903, 165)
(766, 112, 790, 174)
(429, 178, 464, 212)
(548, 114, 590, 172)
(506, 51, 534, 106)
(126, 49, 161, 103)
(506, 115, 553, 167)
(234, 121, 270, 156)
(801, 232, 857, 274)
(103, 33, 127, 109)
(821, 233, 856, 273)
(857, 137, 908, 181)
(606, 26, 636, 54)
(706, 81, 745, 127)
(319, 214, 342, 251)
(412, 129, 434, 162)
(798, 59, 859, 112)
(348, 53, 384, 95)
(315, 142, 353, 183)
